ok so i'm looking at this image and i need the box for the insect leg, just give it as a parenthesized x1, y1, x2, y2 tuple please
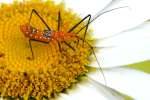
(29, 9, 51, 31)
(56, 10, 75, 51)
(77, 37, 107, 85)
(57, 41, 62, 52)
(27, 39, 50, 60)
(27, 9, 52, 59)
(68, 14, 91, 33)
(68, 14, 91, 44)
(90, 45, 107, 85)
(27, 39, 34, 60)
(58, 11, 61, 31)
(63, 41, 75, 51)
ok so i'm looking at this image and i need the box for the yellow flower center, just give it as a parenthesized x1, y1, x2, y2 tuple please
(0, 0, 93, 99)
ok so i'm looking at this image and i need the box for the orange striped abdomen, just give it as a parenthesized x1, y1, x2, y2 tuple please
(51, 32, 77, 41)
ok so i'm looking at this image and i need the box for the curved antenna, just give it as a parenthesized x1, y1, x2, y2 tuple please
(95, 0, 125, 17)
(92, 6, 128, 24)
(76, 6, 129, 34)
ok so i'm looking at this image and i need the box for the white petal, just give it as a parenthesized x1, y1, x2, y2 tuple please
(88, 67, 150, 100)
(126, 0, 150, 23)
(63, 0, 112, 17)
(0, 0, 13, 3)
(91, 46, 150, 68)
(89, 46, 150, 68)
(91, 0, 150, 39)
(64, 0, 150, 39)
(58, 77, 125, 100)
(89, 21, 150, 68)
(97, 21, 150, 47)
(63, 0, 150, 68)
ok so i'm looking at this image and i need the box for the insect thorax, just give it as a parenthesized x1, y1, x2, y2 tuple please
(43, 29, 52, 38)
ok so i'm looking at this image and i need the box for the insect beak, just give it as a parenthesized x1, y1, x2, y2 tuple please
(20, 24, 29, 36)
(20, 25, 25, 32)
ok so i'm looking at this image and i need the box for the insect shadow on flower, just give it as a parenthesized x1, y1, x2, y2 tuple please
(20, 6, 128, 85)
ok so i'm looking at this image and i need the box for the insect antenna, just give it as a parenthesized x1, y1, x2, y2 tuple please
(76, 6, 128, 34)
(67, 13, 106, 84)
(66, 7, 128, 84)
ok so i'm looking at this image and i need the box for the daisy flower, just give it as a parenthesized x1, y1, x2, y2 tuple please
(0, 0, 150, 100)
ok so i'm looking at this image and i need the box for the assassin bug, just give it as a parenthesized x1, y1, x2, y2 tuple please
(20, 9, 90, 60)
(20, 6, 127, 60)
(20, 6, 127, 85)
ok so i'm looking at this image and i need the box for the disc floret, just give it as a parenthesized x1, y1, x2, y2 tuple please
(0, 0, 93, 99)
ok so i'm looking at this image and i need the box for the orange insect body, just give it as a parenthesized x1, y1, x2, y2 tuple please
(20, 23, 77, 43)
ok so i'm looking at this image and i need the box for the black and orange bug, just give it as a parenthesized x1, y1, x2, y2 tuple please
(20, 9, 90, 60)
(20, 6, 127, 85)
(20, 6, 127, 60)
(19, 8, 105, 84)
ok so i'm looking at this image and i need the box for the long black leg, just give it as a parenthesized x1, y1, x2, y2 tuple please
(82, 15, 91, 43)
(29, 9, 51, 31)
(86, 40, 106, 85)
(27, 39, 49, 60)
(27, 9, 51, 60)
(77, 36, 107, 85)
(91, 46, 107, 85)
(57, 41, 62, 52)
(56, 11, 62, 52)
(68, 14, 91, 43)
(27, 39, 34, 60)
(58, 11, 61, 31)
(58, 11, 75, 51)
(68, 14, 91, 33)
(63, 41, 75, 51)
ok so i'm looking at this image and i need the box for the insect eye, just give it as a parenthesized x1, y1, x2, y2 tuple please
(43, 30, 51, 38)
